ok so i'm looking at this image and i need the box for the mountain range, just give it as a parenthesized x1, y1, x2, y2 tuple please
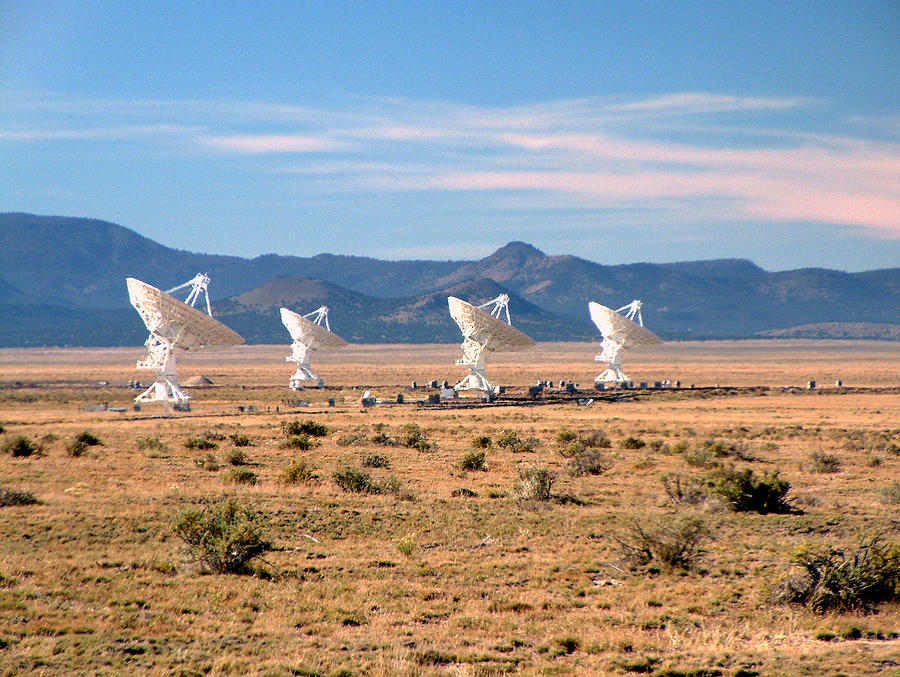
(1, 212, 898, 346)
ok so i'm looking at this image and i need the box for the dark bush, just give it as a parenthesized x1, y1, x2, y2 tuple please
(496, 430, 537, 453)
(363, 453, 390, 468)
(66, 439, 90, 457)
(227, 449, 248, 466)
(568, 451, 608, 476)
(451, 488, 478, 498)
(661, 473, 707, 506)
(400, 423, 433, 451)
(282, 419, 328, 437)
(471, 434, 492, 449)
(809, 450, 841, 473)
(75, 431, 103, 446)
(771, 536, 900, 613)
(194, 453, 219, 472)
(282, 458, 316, 484)
(0, 486, 38, 507)
(516, 467, 555, 501)
(333, 465, 377, 493)
(172, 498, 271, 574)
(710, 466, 791, 514)
(281, 434, 313, 450)
(619, 436, 646, 450)
(460, 450, 486, 471)
(227, 468, 257, 484)
(185, 437, 217, 450)
(614, 517, 709, 572)
(230, 433, 252, 447)
(2, 436, 39, 457)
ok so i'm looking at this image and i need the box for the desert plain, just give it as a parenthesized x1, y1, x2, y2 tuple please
(0, 340, 898, 676)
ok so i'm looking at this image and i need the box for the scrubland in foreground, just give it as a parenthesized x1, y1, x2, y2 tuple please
(0, 341, 898, 676)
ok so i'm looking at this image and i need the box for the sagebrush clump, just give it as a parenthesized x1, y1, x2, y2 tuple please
(516, 467, 555, 501)
(282, 419, 328, 437)
(172, 498, 271, 574)
(771, 536, 900, 613)
(2, 436, 40, 457)
(282, 458, 316, 484)
(710, 466, 792, 514)
(460, 450, 486, 471)
(614, 517, 709, 572)
(0, 486, 38, 507)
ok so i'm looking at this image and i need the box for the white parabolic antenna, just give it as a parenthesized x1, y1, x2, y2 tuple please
(280, 306, 347, 388)
(127, 274, 243, 409)
(448, 294, 535, 395)
(589, 299, 662, 385)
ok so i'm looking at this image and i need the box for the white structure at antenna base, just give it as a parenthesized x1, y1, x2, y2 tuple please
(455, 338, 497, 395)
(287, 340, 323, 389)
(134, 335, 190, 409)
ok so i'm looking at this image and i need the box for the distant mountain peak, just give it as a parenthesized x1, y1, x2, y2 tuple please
(490, 241, 546, 259)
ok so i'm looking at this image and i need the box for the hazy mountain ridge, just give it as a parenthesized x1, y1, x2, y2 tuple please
(1, 212, 898, 346)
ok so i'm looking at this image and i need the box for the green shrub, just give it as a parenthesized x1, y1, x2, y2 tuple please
(185, 437, 217, 450)
(0, 486, 38, 507)
(496, 430, 537, 453)
(361, 453, 389, 469)
(282, 419, 328, 437)
(619, 436, 646, 450)
(556, 429, 578, 445)
(809, 450, 841, 473)
(333, 465, 377, 493)
(194, 453, 219, 472)
(66, 439, 90, 457)
(881, 482, 900, 505)
(649, 439, 671, 453)
(471, 434, 492, 449)
(661, 473, 707, 506)
(451, 488, 478, 498)
(710, 466, 791, 513)
(227, 449, 248, 466)
(460, 450, 486, 471)
(281, 434, 313, 450)
(516, 467, 555, 501)
(227, 468, 257, 485)
(73, 431, 102, 446)
(771, 536, 900, 613)
(282, 458, 316, 484)
(2, 436, 39, 457)
(614, 517, 709, 572)
(172, 498, 271, 574)
(229, 433, 251, 447)
(400, 423, 433, 451)
(396, 533, 417, 557)
(671, 440, 690, 455)
(568, 451, 608, 476)
(136, 436, 167, 453)
(336, 428, 368, 446)
(581, 430, 612, 448)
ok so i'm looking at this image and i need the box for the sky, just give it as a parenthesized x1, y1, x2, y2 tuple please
(1, 0, 898, 271)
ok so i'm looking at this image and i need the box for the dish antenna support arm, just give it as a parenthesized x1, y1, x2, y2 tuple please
(285, 306, 330, 388)
(167, 273, 213, 317)
(134, 330, 191, 409)
(454, 336, 497, 395)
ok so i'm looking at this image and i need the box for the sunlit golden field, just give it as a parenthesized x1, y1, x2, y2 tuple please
(0, 341, 898, 676)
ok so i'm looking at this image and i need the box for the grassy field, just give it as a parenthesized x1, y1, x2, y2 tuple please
(0, 341, 898, 676)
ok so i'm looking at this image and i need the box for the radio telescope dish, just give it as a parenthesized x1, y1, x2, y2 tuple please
(280, 306, 347, 388)
(127, 274, 243, 409)
(589, 299, 661, 385)
(448, 294, 534, 395)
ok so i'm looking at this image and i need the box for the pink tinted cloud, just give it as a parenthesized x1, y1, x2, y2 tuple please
(199, 134, 348, 153)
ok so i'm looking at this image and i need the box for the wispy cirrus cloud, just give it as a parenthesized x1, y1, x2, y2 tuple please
(3, 90, 899, 238)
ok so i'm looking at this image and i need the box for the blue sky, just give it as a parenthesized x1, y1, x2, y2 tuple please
(1, 1, 898, 270)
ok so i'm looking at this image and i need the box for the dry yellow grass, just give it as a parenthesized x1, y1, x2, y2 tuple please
(0, 341, 898, 676)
